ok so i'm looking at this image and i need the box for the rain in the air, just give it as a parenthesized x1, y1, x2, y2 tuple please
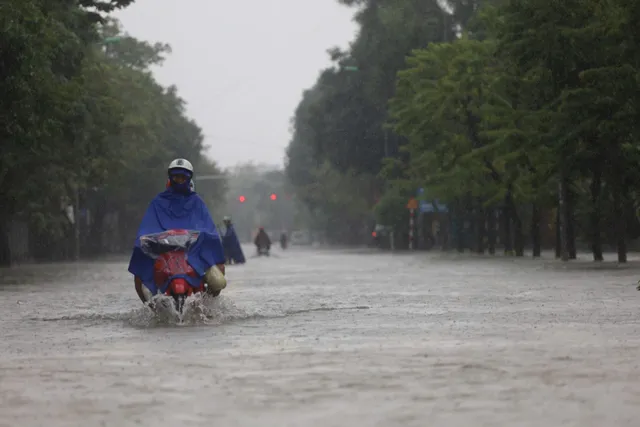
(2, 0, 640, 426)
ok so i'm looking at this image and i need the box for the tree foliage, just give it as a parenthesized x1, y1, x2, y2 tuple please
(287, 0, 640, 261)
(286, 0, 451, 243)
(0, 1, 223, 264)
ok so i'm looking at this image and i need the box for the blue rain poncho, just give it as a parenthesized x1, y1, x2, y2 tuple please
(127, 188, 225, 294)
(222, 224, 246, 264)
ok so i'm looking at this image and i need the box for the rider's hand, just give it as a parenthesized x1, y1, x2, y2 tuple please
(216, 263, 226, 275)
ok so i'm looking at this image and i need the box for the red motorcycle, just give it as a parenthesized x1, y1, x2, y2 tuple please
(139, 229, 213, 313)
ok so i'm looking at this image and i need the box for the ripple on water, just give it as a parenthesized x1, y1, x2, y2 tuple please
(26, 293, 371, 329)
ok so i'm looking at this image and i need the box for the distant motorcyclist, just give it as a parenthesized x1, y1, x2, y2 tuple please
(222, 216, 246, 264)
(128, 159, 226, 305)
(280, 231, 288, 249)
(254, 227, 271, 254)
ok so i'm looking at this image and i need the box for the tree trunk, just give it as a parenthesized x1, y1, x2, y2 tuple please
(456, 220, 465, 253)
(531, 203, 541, 257)
(567, 188, 577, 259)
(558, 170, 570, 261)
(442, 213, 451, 251)
(613, 182, 628, 263)
(486, 208, 496, 255)
(0, 219, 10, 267)
(510, 201, 524, 256)
(555, 207, 561, 259)
(589, 164, 603, 261)
(455, 201, 465, 253)
(502, 204, 513, 255)
(475, 199, 485, 253)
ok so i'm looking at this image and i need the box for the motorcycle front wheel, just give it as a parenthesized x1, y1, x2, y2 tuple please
(173, 294, 186, 313)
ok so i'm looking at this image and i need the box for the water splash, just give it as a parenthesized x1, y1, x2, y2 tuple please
(28, 292, 370, 329)
(125, 293, 293, 328)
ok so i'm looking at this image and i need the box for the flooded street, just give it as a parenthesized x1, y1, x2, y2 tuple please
(2, 247, 640, 426)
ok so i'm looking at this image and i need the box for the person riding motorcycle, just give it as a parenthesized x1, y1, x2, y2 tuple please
(128, 159, 227, 306)
(254, 227, 271, 253)
(222, 215, 246, 264)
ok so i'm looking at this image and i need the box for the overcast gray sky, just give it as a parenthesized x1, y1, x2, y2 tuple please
(114, 0, 357, 169)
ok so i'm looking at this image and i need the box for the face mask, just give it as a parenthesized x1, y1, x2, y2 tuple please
(168, 170, 193, 194)
(171, 179, 191, 193)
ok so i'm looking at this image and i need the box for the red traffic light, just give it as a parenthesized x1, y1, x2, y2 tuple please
(270, 193, 277, 201)
(238, 195, 246, 203)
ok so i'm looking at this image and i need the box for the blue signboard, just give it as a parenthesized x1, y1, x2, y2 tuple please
(419, 200, 448, 213)
(416, 188, 448, 213)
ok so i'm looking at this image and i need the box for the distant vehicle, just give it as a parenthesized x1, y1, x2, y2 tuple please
(290, 230, 312, 246)
(371, 224, 392, 249)
(254, 227, 271, 256)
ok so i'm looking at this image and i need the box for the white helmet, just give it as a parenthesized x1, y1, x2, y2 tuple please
(168, 158, 194, 175)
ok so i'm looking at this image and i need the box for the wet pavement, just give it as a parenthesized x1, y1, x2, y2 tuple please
(1, 247, 640, 426)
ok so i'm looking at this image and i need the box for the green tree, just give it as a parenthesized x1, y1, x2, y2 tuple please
(0, 0, 225, 264)
(286, 0, 450, 244)
(0, 0, 94, 263)
(384, 0, 640, 261)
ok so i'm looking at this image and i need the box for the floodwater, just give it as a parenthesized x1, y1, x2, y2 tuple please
(1, 247, 640, 426)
